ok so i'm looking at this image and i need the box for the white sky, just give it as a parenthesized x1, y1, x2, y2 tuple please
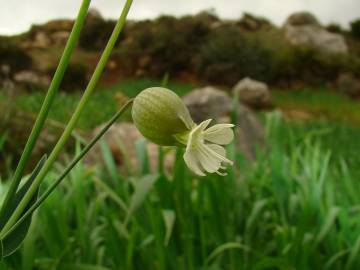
(0, 0, 359, 35)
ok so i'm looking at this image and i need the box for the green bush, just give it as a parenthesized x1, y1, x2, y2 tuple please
(79, 17, 118, 51)
(48, 63, 88, 92)
(326, 23, 343, 33)
(0, 37, 32, 73)
(114, 15, 211, 77)
(197, 27, 278, 85)
(275, 46, 358, 86)
(350, 19, 360, 39)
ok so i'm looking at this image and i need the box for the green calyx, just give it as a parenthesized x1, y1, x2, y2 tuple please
(132, 87, 194, 146)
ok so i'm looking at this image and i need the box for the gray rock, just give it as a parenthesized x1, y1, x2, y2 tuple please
(236, 104, 265, 161)
(233, 77, 272, 110)
(337, 73, 360, 97)
(14, 71, 50, 89)
(183, 86, 232, 123)
(283, 12, 348, 55)
(32, 31, 51, 49)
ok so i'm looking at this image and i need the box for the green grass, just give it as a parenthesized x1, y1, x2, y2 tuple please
(1, 84, 360, 269)
(1, 113, 360, 270)
(1, 78, 193, 130)
(272, 88, 360, 125)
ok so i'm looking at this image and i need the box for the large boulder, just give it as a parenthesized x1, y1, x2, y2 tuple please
(236, 104, 265, 161)
(183, 86, 232, 123)
(283, 12, 348, 55)
(337, 73, 360, 97)
(233, 78, 272, 110)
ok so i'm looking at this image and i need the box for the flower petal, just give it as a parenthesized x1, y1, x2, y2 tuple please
(203, 124, 235, 145)
(205, 144, 233, 165)
(184, 149, 205, 176)
(196, 144, 222, 173)
(207, 144, 226, 157)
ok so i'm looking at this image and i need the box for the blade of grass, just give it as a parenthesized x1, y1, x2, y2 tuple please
(0, 0, 91, 224)
(0, 100, 133, 239)
(0, 0, 133, 236)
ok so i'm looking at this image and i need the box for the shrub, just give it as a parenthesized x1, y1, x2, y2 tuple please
(350, 19, 360, 39)
(197, 27, 278, 85)
(48, 63, 88, 92)
(114, 15, 211, 77)
(277, 46, 348, 86)
(0, 37, 32, 73)
(79, 16, 118, 51)
(326, 23, 343, 33)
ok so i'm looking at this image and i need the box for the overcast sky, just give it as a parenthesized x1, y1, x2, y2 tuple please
(0, 0, 359, 35)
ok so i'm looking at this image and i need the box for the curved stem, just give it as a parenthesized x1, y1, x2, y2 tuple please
(0, 0, 133, 236)
(1, 100, 133, 239)
(0, 0, 91, 224)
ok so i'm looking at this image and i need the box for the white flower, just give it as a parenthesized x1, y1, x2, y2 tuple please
(132, 87, 235, 176)
(175, 119, 234, 176)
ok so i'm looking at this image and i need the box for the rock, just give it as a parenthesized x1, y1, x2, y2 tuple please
(183, 86, 232, 123)
(13, 71, 50, 89)
(236, 104, 265, 161)
(337, 73, 360, 97)
(87, 123, 175, 174)
(283, 12, 348, 55)
(233, 78, 272, 110)
(32, 31, 51, 49)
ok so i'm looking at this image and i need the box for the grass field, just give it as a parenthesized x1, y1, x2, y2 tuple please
(0, 79, 193, 130)
(1, 113, 359, 269)
(1, 81, 360, 269)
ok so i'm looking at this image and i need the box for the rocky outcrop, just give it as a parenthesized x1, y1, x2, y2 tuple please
(283, 12, 348, 55)
(233, 78, 272, 110)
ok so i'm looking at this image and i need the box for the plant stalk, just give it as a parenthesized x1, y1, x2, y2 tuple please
(0, 0, 91, 224)
(0, 0, 133, 236)
(0, 100, 133, 239)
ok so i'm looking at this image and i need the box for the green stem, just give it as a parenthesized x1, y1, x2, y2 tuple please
(0, 0, 91, 224)
(0, 0, 133, 236)
(0, 100, 133, 239)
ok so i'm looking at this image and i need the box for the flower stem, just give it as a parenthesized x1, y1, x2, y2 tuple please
(0, 100, 133, 240)
(0, 0, 133, 237)
(0, 0, 91, 224)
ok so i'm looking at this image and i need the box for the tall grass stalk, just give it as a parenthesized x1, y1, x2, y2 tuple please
(0, 0, 91, 225)
(0, 0, 133, 238)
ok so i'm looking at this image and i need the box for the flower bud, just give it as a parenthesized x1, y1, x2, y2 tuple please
(132, 87, 194, 146)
